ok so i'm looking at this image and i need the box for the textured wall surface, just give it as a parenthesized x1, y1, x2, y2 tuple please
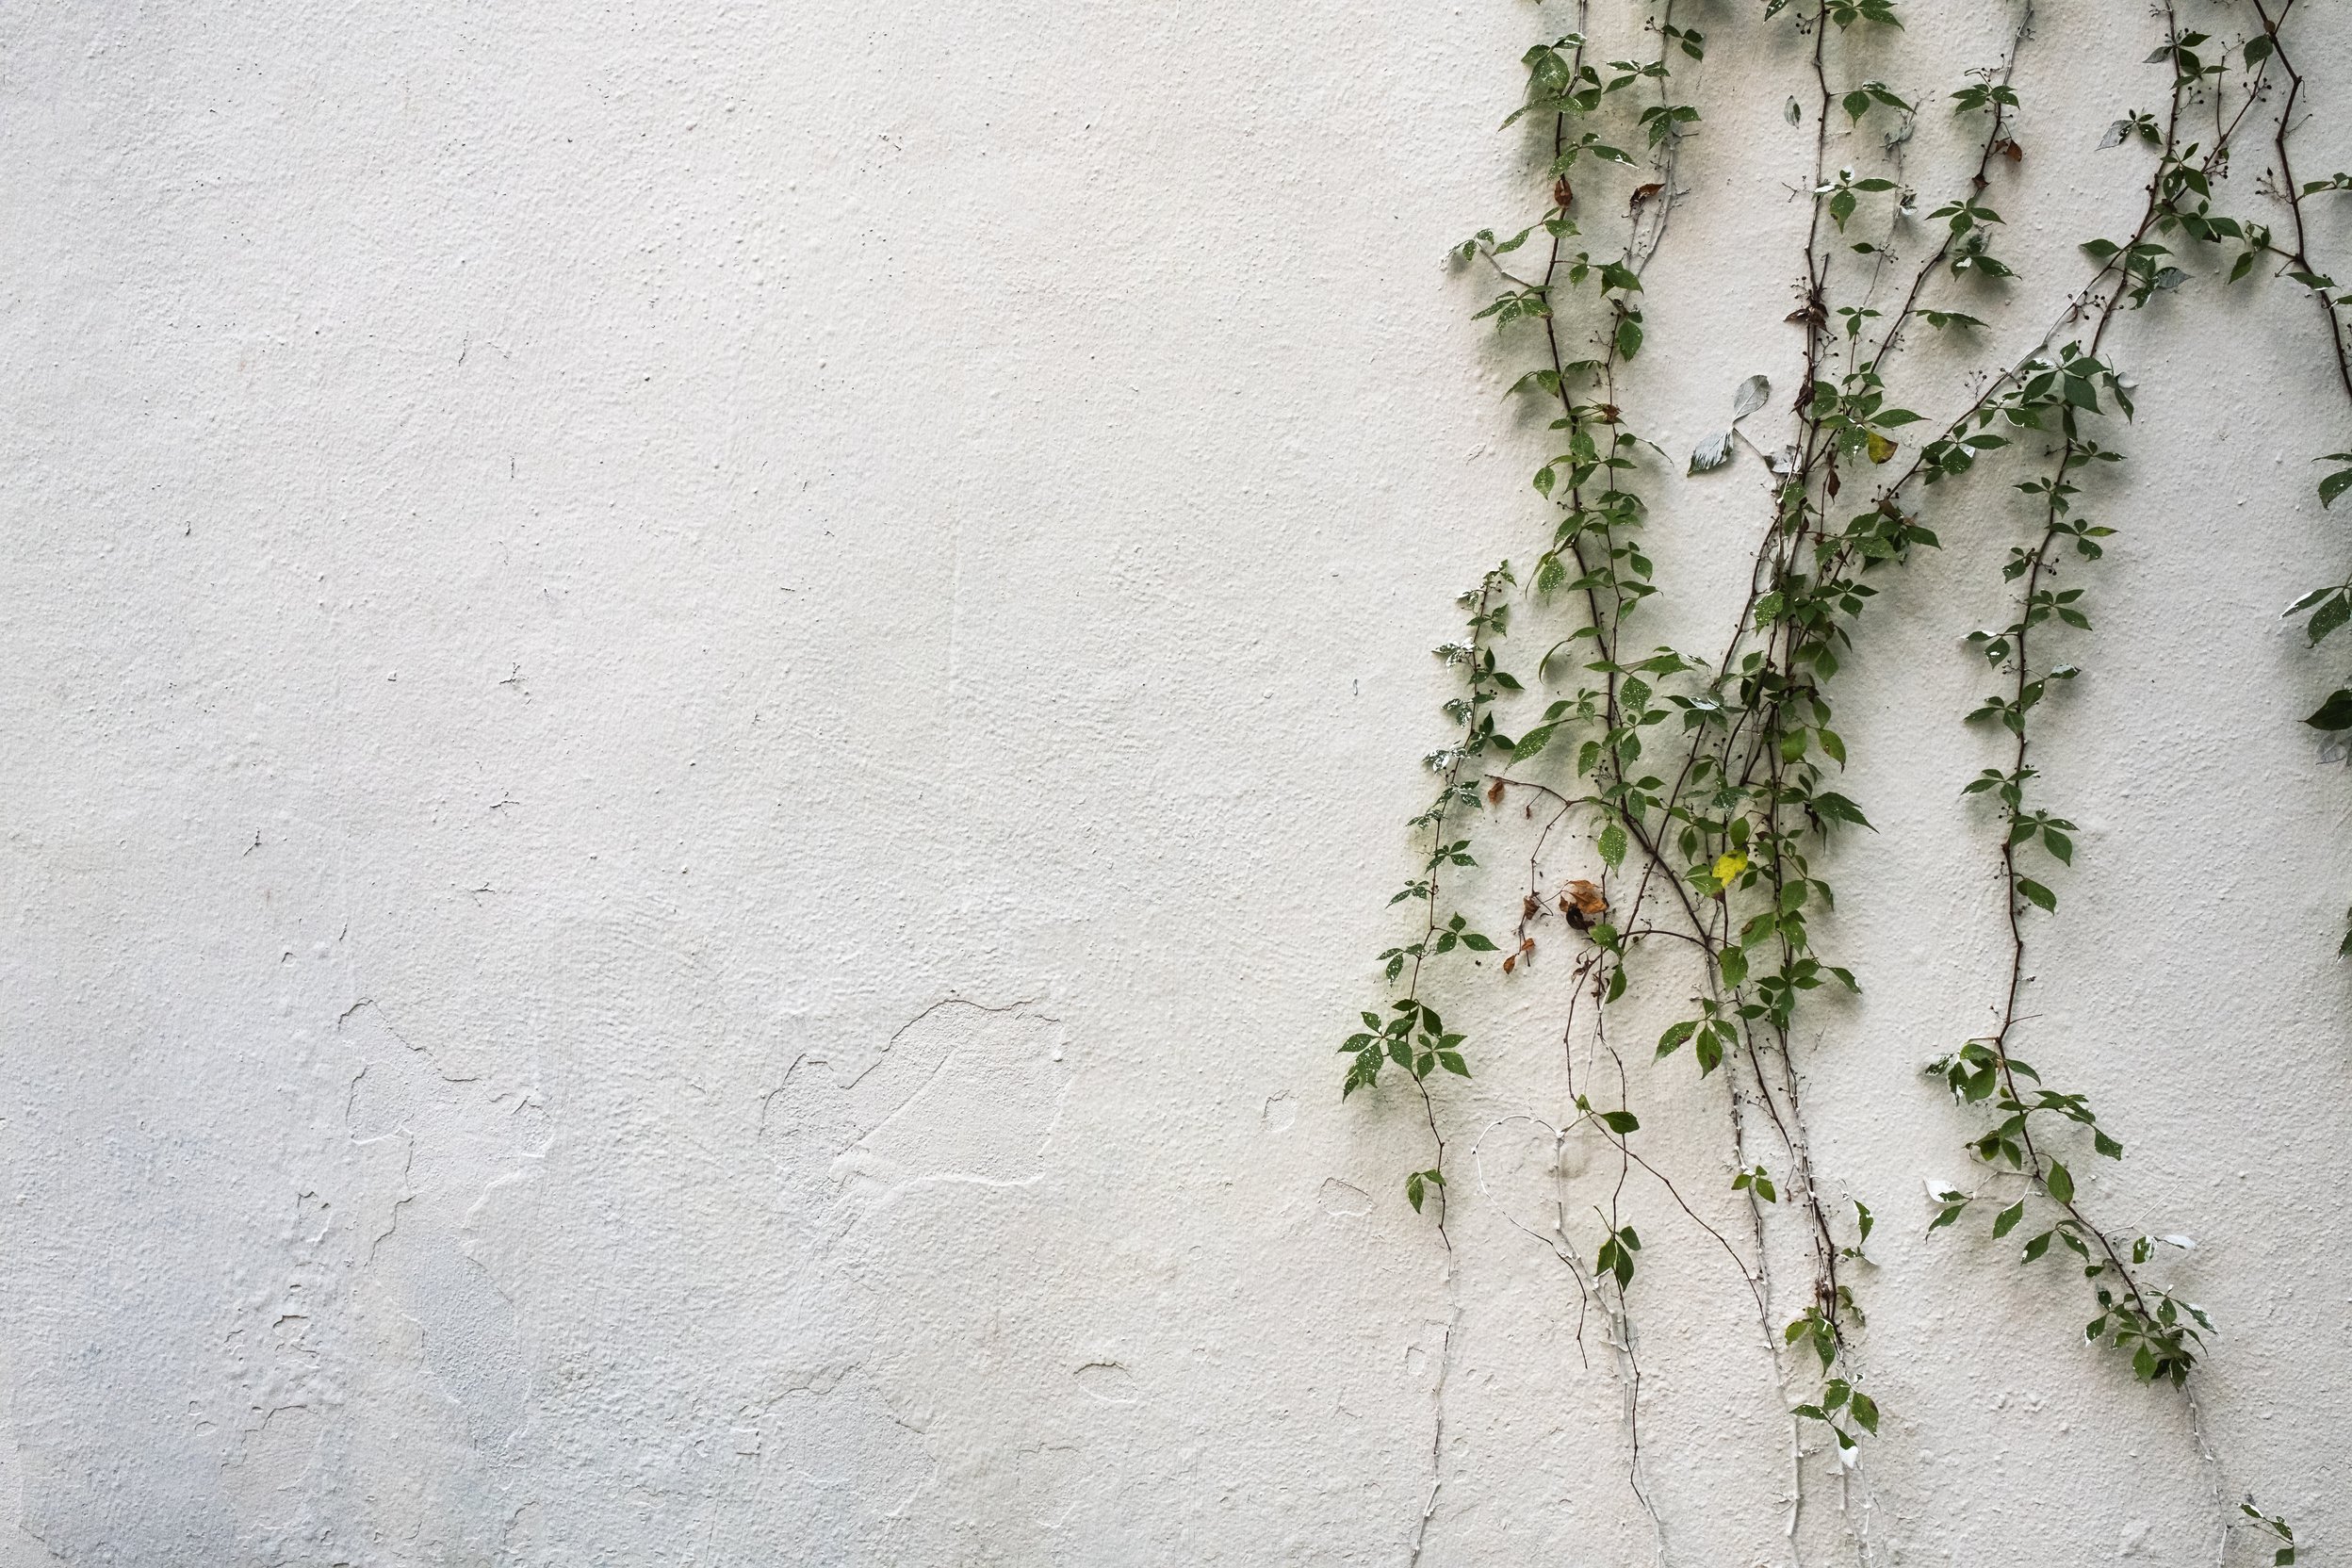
(4, 1, 2350, 1563)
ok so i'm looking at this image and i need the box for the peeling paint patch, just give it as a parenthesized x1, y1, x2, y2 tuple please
(1073, 1362, 1138, 1405)
(1318, 1178, 1373, 1217)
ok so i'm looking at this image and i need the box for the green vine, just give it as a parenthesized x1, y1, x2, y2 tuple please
(2244, 0, 2352, 962)
(1341, 0, 2322, 1558)
(1928, 17, 2256, 1395)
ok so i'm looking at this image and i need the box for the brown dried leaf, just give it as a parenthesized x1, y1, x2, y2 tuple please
(1563, 878, 1609, 931)
(1554, 175, 1575, 210)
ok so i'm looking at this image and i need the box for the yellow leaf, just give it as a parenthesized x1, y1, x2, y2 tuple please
(1866, 431, 1896, 465)
(1713, 850, 1749, 886)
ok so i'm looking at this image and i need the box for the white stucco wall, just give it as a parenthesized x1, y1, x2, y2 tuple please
(4, 1, 2349, 1563)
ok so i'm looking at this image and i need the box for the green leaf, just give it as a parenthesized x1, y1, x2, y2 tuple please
(1992, 1200, 2024, 1238)
(1598, 1109, 1641, 1135)
(2321, 467, 2352, 507)
(1599, 822, 1627, 869)
(1696, 1021, 1729, 1076)
(1849, 1391, 1880, 1434)
(2046, 1160, 2075, 1204)
(2311, 594, 2351, 645)
(1614, 314, 1644, 360)
(1657, 1020, 1697, 1058)
(2017, 877, 2057, 913)
(1812, 791, 1872, 829)
(2306, 689, 2352, 730)
(1512, 724, 1557, 761)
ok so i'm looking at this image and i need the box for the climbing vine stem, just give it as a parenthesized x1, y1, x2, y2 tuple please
(1342, 1, 2311, 1558)
(2247, 0, 2352, 960)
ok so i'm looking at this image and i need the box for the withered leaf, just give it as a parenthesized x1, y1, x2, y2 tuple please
(1562, 878, 1609, 931)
